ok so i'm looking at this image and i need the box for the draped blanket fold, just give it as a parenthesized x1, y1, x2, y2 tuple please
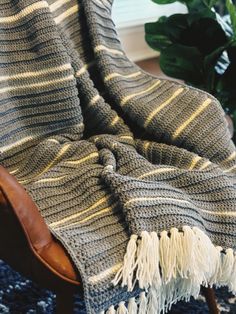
(0, 0, 236, 313)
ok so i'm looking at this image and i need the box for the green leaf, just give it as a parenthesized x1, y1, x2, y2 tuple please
(226, 0, 236, 38)
(203, 0, 219, 8)
(166, 15, 228, 55)
(151, 0, 178, 4)
(165, 14, 190, 42)
(145, 19, 172, 51)
(159, 44, 204, 84)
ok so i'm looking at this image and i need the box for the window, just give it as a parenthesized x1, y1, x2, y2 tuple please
(112, 0, 186, 61)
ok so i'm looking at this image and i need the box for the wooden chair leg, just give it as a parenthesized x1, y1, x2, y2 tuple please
(56, 291, 74, 314)
(202, 287, 219, 314)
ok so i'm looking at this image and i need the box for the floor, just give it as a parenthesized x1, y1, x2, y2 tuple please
(1, 260, 236, 313)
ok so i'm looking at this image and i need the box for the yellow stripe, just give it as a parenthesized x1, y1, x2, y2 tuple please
(76, 66, 87, 77)
(199, 160, 211, 170)
(65, 152, 99, 165)
(224, 165, 236, 173)
(1, 135, 35, 153)
(90, 94, 101, 105)
(75, 61, 96, 77)
(94, 45, 123, 55)
(18, 143, 71, 184)
(0, 63, 71, 82)
(56, 204, 116, 228)
(78, 206, 114, 224)
(125, 197, 189, 206)
(201, 209, 236, 217)
(125, 197, 236, 217)
(105, 71, 142, 82)
(111, 116, 120, 126)
(49, 0, 71, 12)
(0, 75, 74, 95)
(47, 139, 60, 144)
(138, 168, 175, 179)
(173, 98, 212, 139)
(38, 143, 71, 175)
(189, 156, 202, 170)
(121, 80, 161, 107)
(221, 151, 236, 164)
(144, 88, 184, 128)
(49, 196, 110, 227)
(94, 45, 124, 56)
(54, 4, 79, 24)
(0, 1, 48, 24)
(35, 175, 67, 184)
(144, 141, 151, 152)
(89, 263, 123, 284)
(9, 168, 19, 175)
(119, 135, 133, 140)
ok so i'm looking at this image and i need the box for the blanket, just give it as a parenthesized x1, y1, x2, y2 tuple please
(0, 1, 236, 313)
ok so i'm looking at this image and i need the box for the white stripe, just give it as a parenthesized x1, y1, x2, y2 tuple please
(89, 263, 122, 284)
(49, 196, 110, 227)
(49, 0, 71, 12)
(138, 168, 175, 179)
(94, 45, 124, 56)
(65, 152, 99, 165)
(105, 71, 142, 82)
(54, 4, 79, 24)
(144, 88, 184, 127)
(0, 1, 49, 24)
(121, 80, 161, 106)
(173, 98, 212, 139)
(0, 63, 71, 82)
(0, 75, 74, 95)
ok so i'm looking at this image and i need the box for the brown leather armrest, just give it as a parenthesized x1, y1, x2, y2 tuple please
(0, 165, 80, 286)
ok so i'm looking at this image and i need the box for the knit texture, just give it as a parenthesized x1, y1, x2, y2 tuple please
(0, 1, 236, 313)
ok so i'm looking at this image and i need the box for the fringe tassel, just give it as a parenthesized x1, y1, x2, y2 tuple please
(110, 226, 236, 314)
(117, 302, 128, 314)
(128, 297, 138, 314)
(112, 234, 138, 291)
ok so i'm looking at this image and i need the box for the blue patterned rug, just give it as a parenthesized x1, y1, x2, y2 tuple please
(0, 260, 236, 313)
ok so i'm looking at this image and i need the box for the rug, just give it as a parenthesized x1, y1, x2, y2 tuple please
(0, 260, 236, 314)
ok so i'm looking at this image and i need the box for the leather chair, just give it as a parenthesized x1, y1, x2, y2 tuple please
(0, 165, 219, 313)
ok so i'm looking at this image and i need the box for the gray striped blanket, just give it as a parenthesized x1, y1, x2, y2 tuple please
(0, 1, 236, 313)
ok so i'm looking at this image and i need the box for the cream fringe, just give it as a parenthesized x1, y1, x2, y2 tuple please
(101, 226, 236, 314)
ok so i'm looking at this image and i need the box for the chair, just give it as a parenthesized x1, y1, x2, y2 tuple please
(0, 165, 219, 313)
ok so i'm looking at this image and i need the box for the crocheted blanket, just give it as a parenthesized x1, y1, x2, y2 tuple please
(1, 1, 236, 313)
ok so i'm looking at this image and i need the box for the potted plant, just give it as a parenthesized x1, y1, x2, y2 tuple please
(145, 0, 236, 140)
